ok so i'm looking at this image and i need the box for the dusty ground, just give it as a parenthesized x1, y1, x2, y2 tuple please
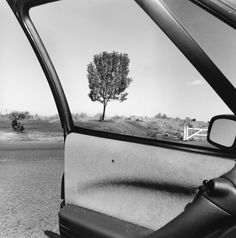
(0, 142, 63, 238)
(0, 131, 63, 143)
(0, 119, 63, 143)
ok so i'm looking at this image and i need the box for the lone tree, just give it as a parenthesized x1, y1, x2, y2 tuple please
(87, 51, 132, 121)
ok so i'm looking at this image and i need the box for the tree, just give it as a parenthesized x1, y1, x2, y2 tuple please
(87, 51, 132, 121)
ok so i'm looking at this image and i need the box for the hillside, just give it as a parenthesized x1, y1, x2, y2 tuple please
(0, 116, 209, 146)
(0, 119, 63, 142)
(74, 116, 209, 144)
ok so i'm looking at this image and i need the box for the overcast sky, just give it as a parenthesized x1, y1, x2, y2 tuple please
(1, 0, 235, 121)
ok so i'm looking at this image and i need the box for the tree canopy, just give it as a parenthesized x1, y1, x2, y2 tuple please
(87, 51, 132, 121)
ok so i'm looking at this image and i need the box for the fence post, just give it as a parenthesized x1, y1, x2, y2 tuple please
(183, 125, 187, 141)
(186, 125, 188, 140)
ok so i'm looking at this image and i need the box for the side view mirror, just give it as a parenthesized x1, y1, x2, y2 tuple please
(207, 115, 236, 151)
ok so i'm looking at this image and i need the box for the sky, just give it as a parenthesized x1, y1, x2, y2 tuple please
(1, 0, 235, 121)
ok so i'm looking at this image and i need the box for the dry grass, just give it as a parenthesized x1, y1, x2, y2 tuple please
(0, 119, 63, 142)
(0, 116, 209, 145)
(74, 116, 209, 146)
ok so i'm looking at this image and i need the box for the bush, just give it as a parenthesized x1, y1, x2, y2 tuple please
(80, 112, 87, 118)
(112, 115, 124, 121)
(72, 113, 87, 120)
(184, 116, 191, 122)
(93, 113, 102, 121)
(154, 113, 168, 119)
(9, 112, 25, 133)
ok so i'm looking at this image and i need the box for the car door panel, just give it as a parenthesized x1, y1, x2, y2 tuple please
(64, 132, 234, 230)
(59, 204, 153, 238)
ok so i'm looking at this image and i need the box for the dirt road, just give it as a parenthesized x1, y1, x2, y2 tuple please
(0, 142, 63, 238)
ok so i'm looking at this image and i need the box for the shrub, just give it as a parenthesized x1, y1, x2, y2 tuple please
(93, 113, 102, 121)
(184, 116, 191, 122)
(155, 113, 168, 119)
(78, 112, 87, 118)
(9, 111, 25, 133)
(112, 115, 124, 121)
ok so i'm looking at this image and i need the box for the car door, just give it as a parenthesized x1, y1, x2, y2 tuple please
(6, 0, 236, 237)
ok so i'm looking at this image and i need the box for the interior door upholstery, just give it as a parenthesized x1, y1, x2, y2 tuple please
(64, 132, 234, 230)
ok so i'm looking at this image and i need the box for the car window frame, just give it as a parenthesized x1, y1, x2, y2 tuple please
(190, 0, 236, 29)
(6, 0, 236, 158)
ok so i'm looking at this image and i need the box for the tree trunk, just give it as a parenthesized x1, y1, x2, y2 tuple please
(101, 103, 106, 121)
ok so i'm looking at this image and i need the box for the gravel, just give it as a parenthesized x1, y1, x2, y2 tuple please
(0, 142, 64, 238)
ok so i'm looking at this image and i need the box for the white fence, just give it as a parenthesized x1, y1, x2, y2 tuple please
(183, 125, 208, 141)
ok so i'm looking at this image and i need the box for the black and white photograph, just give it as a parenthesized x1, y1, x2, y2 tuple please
(1, 0, 236, 237)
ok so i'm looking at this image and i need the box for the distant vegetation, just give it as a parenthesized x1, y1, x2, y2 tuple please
(0, 111, 208, 144)
(0, 113, 62, 142)
(0, 111, 59, 121)
(0, 111, 61, 134)
(72, 113, 208, 144)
